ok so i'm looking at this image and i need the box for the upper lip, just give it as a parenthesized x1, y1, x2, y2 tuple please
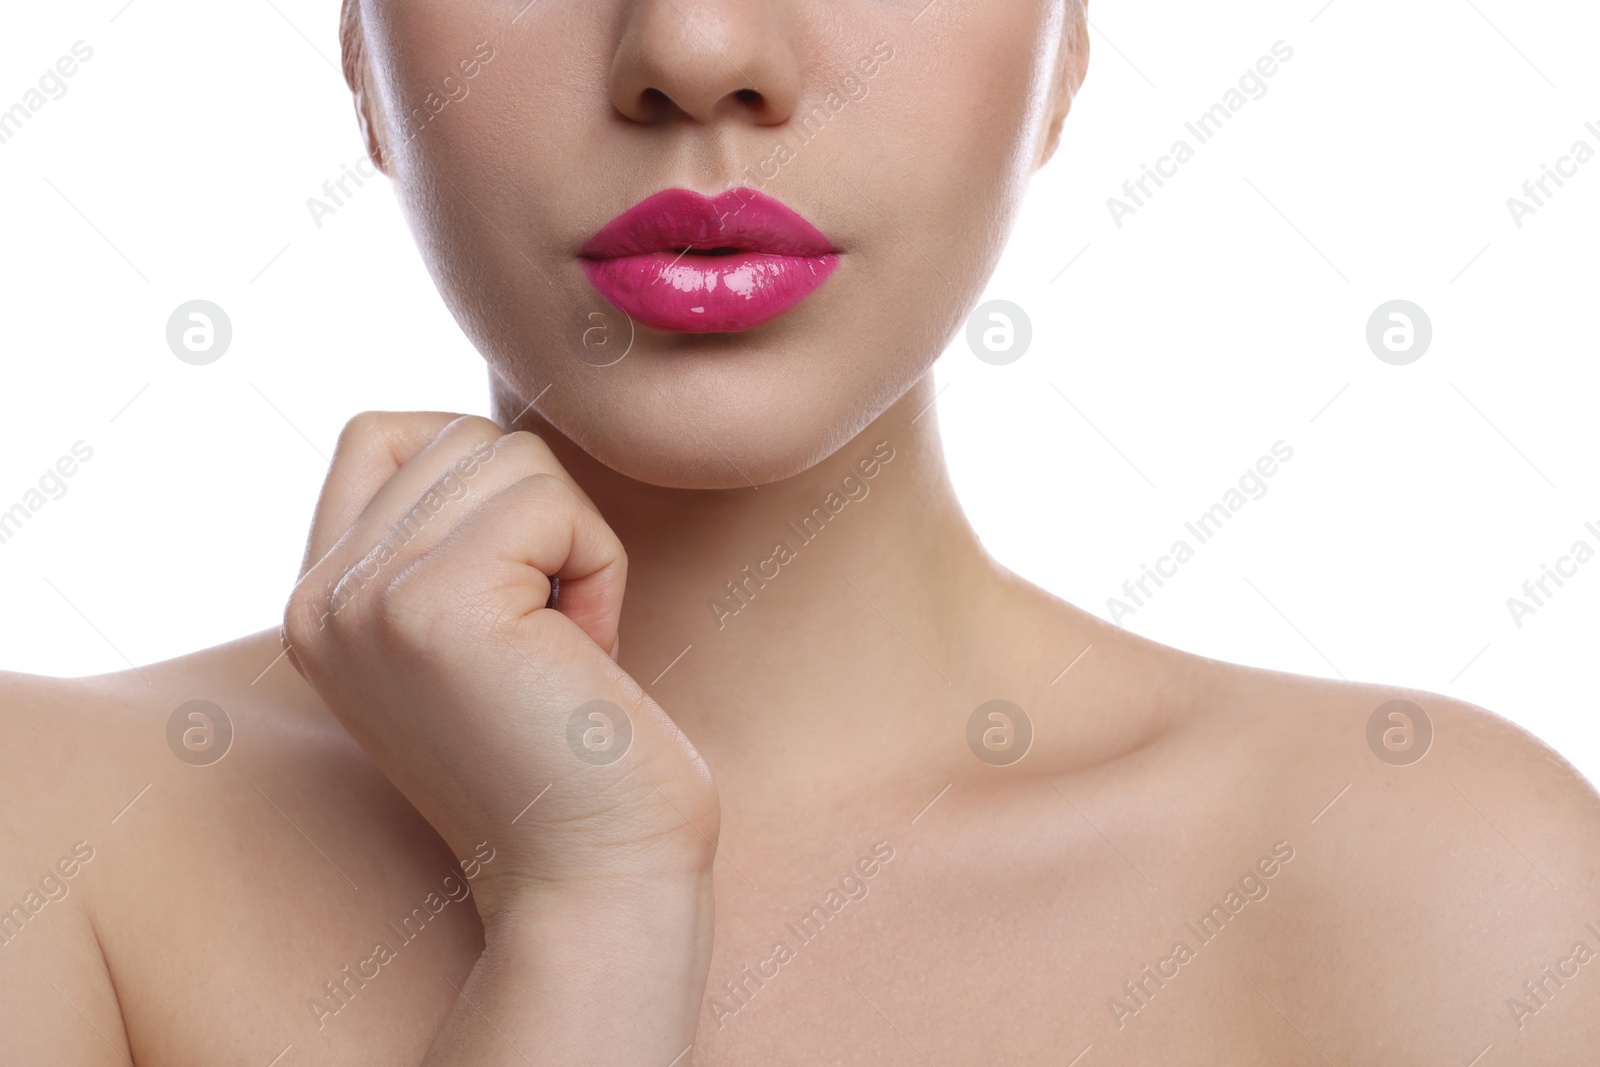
(581, 188, 838, 259)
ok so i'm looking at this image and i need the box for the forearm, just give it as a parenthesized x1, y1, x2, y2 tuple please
(421, 876, 715, 1066)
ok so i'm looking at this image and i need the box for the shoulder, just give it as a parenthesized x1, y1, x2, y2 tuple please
(0, 630, 361, 886)
(0, 663, 166, 873)
(0, 665, 146, 1063)
(1008, 576, 1600, 1058)
(1199, 657, 1600, 1061)
(1202, 658, 1600, 868)
(0, 630, 345, 1063)
(0, 628, 335, 813)
(0, 627, 302, 874)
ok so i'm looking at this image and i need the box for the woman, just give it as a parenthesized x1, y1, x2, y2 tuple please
(4, 1, 1597, 1063)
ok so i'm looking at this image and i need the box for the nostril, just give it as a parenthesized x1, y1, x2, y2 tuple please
(607, 4, 800, 127)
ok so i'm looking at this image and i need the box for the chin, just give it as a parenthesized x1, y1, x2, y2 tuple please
(492, 331, 919, 490)
(456, 254, 933, 489)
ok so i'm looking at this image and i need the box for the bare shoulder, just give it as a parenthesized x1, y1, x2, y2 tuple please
(1197, 654, 1600, 1062)
(0, 630, 353, 1064)
(0, 660, 162, 1064)
(0, 628, 338, 829)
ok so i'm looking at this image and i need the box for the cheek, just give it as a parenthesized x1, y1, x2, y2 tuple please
(379, 17, 612, 353)
(362, 2, 1059, 488)
(837, 13, 1052, 346)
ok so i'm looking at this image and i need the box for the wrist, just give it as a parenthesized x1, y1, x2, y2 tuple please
(429, 871, 714, 1065)
(482, 874, 715, 1037)
(481, 869, 716, 946)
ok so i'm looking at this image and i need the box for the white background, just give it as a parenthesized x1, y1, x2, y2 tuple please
(1, 2, 1596, 778)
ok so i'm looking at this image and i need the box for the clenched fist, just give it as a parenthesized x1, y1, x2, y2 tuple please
(283, 412, 719, 927)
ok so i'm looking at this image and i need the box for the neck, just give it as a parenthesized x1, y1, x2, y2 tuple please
(492, 372, 1048, 788)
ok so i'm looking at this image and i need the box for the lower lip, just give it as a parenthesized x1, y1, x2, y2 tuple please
(580, 250, 839, 334)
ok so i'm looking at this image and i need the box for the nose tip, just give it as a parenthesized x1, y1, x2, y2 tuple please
(608, 1, 800, 125)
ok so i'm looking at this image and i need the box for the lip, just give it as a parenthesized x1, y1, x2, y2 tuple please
(580, 188, 840, 334)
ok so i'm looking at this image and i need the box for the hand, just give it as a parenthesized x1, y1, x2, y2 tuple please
(283, 412, 719, 926)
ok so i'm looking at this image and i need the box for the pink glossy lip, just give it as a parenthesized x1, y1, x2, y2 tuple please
(580, 188, 839, 334)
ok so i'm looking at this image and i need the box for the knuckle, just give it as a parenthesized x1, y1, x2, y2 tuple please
(372, 567, 443, 650)
(442, 414, 504, 447)
(283, 583, 335, 658)
(513, 473, 580, 518)
(518, 470, 569, 498)
(487, 430, 558, 472)
(455, 580, 524, 637)
(522, 599, 578, 646)
(336, 410, 392, 449)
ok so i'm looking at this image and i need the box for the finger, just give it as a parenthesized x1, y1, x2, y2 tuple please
(404, 473, 627, 656)
(300, 411, 466, 578)
(310, 426, 596, 618)
(309, 415, 503, 590)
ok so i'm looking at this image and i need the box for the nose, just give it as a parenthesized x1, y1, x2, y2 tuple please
(608, 0, 800, 125)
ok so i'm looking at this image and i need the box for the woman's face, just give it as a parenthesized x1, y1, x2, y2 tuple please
(348, 1, 1085, 488)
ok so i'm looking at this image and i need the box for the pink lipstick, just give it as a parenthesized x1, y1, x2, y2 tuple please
(580, 188, 839, 334)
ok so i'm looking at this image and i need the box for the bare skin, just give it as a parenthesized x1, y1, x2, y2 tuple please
(4, 388, 1598, 1065)
(5, 1, 1600, 1064)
